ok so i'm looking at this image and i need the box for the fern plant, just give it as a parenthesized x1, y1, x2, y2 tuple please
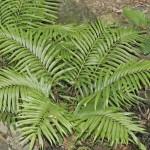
(0, 0, 61, 28)
(0, 1, 149, 150)
(123, 7, 150, 28)
(123, 7, 150, 55)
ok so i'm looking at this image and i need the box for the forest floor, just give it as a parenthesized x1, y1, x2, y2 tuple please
(58, 0, 150, 24)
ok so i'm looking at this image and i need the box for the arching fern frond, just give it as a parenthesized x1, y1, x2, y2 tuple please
(0, 68, 50, 113)
(31, 24, 87, 39)
(18, 92, 72, 150)
(94, 28, 142, 71)
(123, 8, 150, 27)
(75, 108, 145, 149)
(66, 20, 143, 99)
(0, 25, 72, 83)
(77, 60, 150, 109)
(65, 21, 108, 95)
(0, 0, 61, 29)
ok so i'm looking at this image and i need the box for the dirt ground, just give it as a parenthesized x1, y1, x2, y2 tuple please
(58, 0, 150, 24)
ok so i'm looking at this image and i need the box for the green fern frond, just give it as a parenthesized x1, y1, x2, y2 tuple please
(122, 8, 150, 55)
(123, 8, 150, 27)
(18, 92, 72, 150)
(75, 108, 145, 148)
(0, 25, 72, 83)
(77, 60, 150, 109)
(94, 28, 142, 69)
(32, 24, 87, 39)
(0, 68, 50, 112)
(67, 21, 143, 99)
(65, 21, 108, 94)
(0, 111, 16, 127)
(0, 0, 61, 29)
(140, 36, 150, 55)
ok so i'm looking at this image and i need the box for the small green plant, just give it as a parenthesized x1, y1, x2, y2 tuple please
(0, 1, 149, 150)
(123, 7, 150, 27)
(123, 7, 150, 55)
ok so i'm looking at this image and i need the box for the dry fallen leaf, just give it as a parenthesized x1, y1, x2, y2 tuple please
(134, 0, 148, 3)
(112, 7, 123, 13)
(119, 145, 129, 150)
(147, 113, 150, 120)
(139, 120, 147, 125)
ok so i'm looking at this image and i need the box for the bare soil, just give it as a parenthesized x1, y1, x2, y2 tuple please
(58, 0, 150, 24)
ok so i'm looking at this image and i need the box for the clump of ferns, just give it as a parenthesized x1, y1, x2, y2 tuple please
(0, 1, 150, 150)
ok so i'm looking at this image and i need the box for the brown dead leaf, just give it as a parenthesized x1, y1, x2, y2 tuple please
(119, 145, 129, 150)
(112, 7, 123, 14)
(116, 9, 123, 13)
(147, 113, 150, 120)
(139, 120, 147, 125)
(134, 0, 148, 3)
(143, 8, 149, 13)
(63, 137, 71, 150)
(139, 24, 148, 30)
(114, 145, 129, 150)
(63, 134, 76, 150)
